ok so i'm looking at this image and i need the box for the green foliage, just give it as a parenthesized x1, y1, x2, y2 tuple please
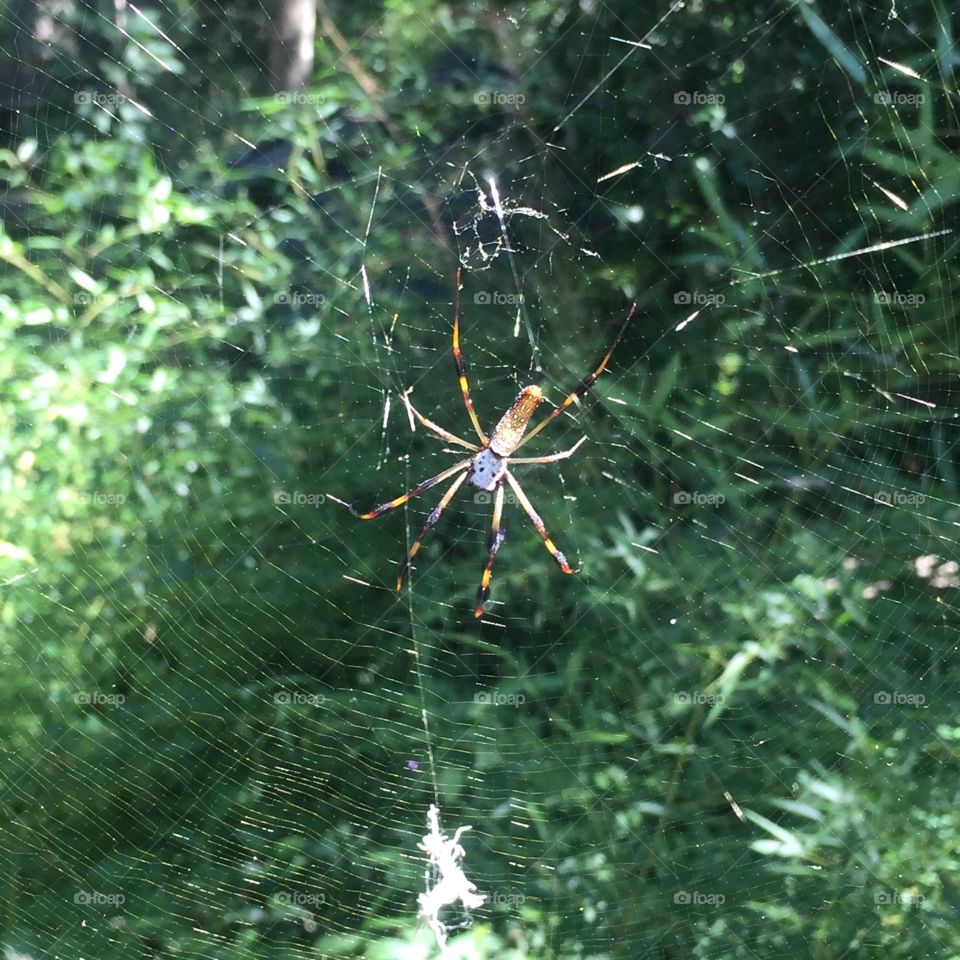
(1, 1, 958, 958)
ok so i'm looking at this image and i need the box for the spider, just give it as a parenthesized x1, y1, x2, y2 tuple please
(330, 272, 636, 618)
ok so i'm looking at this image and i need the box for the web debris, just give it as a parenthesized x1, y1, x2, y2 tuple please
(418, 804, 486, 951)
(452, 171, 600, 271)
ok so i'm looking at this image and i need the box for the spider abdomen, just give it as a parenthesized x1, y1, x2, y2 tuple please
(469, 448, 507, 492)
(489, 385, 543, 456)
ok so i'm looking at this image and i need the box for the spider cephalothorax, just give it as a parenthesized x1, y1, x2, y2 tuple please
(330, 272, 635, 618)
(468, 385, 543, 491)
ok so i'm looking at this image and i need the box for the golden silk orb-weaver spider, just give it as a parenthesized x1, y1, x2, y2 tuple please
(329, 271, 636, 618)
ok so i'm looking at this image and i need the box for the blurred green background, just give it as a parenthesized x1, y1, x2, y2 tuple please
(1, 0, 958, 957)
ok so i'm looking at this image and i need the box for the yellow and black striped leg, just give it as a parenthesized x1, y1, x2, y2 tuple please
(453, 269, 489, 445)
(402, 392, 480, 451)
(396, 470, 469, 593)
(509, 435, 587, 465)
(513, 302, 637, 451)
(474, 483, 506, 618)
(505, 471, 574, 574)
(328, 456, 473, 520)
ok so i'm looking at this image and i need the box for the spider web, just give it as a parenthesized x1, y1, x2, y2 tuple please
(2, 1, 958, 958)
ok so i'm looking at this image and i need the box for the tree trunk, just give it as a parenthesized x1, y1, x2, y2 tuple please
(269, 0, 316, 91)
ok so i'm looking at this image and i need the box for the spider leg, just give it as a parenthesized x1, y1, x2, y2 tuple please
(513, 302, 636, 451)
(395, 469, 469, 593)
(328, 456, 474, 520)
(453, 269, 490, 445)
(504, 471, 574, 574)
(474, 483, 507, 618)
(508, 435, 587, 465)
(402, 391, 479, 451)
